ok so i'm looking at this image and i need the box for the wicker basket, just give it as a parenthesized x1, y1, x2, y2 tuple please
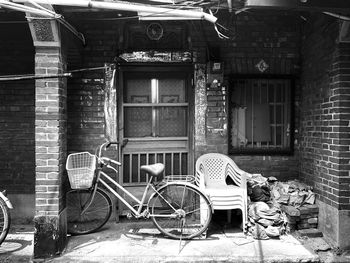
(66, 152, 96, 189)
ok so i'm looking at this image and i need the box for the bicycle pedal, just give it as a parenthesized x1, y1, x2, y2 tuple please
(126, 212, 133, 219)
(141, 209, 149, 218)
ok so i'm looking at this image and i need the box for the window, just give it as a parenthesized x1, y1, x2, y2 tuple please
(123, 72, 188, 138)
(229, 77, 293, 154)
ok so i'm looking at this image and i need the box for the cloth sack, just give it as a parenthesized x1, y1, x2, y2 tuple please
(250, 185, 271, 202)
(248, 202, 283, 225)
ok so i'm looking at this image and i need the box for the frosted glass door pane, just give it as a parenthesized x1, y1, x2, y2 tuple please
(159, 107, 187, 137)
(159, 79, 186, 103)
(124, 79, 151, 103)
(124, 107, 152, 137)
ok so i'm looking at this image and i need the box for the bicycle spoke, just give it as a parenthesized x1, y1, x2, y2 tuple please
(82, 207, 111, 215)
(184, 206, 201, 215)
(180, 184, 187, 208)
(67, 188, 112, 235)
(150, 183, 212, 240)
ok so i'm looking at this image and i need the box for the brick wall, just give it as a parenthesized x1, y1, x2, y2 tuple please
(66, 15, 117, 154)
(0, 13, 35, 194)
(299, 15, 350, 209)
(0, 10, 303, 194)
(192, 11, 301, 179)
(67, 75, 105, 153)
(65, 11, 301, 180)
(0, 81, 35, 194)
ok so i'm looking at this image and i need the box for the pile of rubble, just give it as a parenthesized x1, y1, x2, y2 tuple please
(246, 174, 320, 239)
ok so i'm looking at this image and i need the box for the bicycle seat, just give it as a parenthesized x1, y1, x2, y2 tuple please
(140, 163, 165, 177)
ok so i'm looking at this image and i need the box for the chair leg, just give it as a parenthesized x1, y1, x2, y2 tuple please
(242, 208, 246, 234)
(227, 210, 232, 223)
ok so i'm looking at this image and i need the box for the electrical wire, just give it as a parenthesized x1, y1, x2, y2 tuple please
(71, 0, 207, 21)
(214, 23, 229, 39)
(323, 11, 350, 21)
(208, 9, 229, 39)
(0, 66, 109, 81)
(0, 0, 60, 18)
(27, 0, 59, 17)
(78, 15, 139, 21)
(0, 0, 85, 44)
(0, 20, 28, 23)
(25, 16, 56, 19)
(0, 73, 72, 81)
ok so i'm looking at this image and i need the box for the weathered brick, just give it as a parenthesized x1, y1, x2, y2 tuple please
(298, 228, 323, 238)
(298, 205, 319, 215)
(281, 205, 300, 216)
(308, 218, 318, 224)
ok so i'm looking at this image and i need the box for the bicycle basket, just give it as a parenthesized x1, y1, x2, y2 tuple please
(66, 152, 96, 189)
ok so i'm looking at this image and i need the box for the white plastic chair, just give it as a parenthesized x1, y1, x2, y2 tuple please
(195, 153, 252, 233)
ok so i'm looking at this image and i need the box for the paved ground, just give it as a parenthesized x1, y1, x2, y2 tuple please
(49, 221, 319, 263)
(1, 218, 350, 263)
(0, 224, 34, 263)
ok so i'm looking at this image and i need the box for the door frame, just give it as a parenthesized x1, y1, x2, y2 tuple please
(117, 62, 195, 187)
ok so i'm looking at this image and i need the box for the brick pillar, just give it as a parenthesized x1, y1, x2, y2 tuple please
(300, 17, 350, 250)
(33, 47, 67, 258)
(27, 15, 68, 258)
(324, 42, 350, 250)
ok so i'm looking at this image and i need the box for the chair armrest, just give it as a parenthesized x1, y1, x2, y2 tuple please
(195, 170, 206, 190)
(244, 172, 253, 179)
(240, 172, 252, 190)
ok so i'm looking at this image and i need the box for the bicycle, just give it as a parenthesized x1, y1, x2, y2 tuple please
(0, 190, 13, 246)
(66, 141, 212, 240)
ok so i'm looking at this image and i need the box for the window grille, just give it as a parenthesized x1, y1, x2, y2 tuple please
(229, 78, 293, 154)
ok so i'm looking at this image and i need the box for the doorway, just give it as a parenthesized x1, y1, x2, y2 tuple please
(118, 64, 194, 207)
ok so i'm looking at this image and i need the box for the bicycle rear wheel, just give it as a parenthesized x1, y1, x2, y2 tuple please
(67, 187, 112, 235)
(149, 183, 212, 240)
(0, 198, 10, 245)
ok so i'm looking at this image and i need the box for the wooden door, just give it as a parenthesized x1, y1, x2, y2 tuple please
(118, 64, 194, 206)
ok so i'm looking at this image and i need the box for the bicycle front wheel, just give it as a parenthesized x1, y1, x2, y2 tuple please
(0, 198, 10, 245)
(149, 183, 212, 240)
(67, 187, 112, 235)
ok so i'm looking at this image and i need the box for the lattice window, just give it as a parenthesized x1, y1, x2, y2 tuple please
(229, 78, 293, 154)
(123, 73, 188, 138)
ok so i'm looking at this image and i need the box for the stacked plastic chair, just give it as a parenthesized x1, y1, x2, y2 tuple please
(195, 153, 251, 233)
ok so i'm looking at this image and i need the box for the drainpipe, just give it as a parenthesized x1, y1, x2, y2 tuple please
(14, 0, 218, 23)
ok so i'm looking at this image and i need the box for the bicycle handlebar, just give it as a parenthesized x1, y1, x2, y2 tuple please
(105, 139, 129, 149)
(105, 141, 118, 148)
(101, 157, 121, 166)
(96, 139, 129, 167)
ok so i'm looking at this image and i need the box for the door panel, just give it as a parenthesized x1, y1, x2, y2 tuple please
(119, 65, 193, 188)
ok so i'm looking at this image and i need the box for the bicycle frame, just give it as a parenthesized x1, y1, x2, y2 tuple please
(97, 168, 184, 219)
(0, 191, 13, 210)
(77, 161, 181, 220)
(67, 141, 212, 239)
(78, 141, 195, 220)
